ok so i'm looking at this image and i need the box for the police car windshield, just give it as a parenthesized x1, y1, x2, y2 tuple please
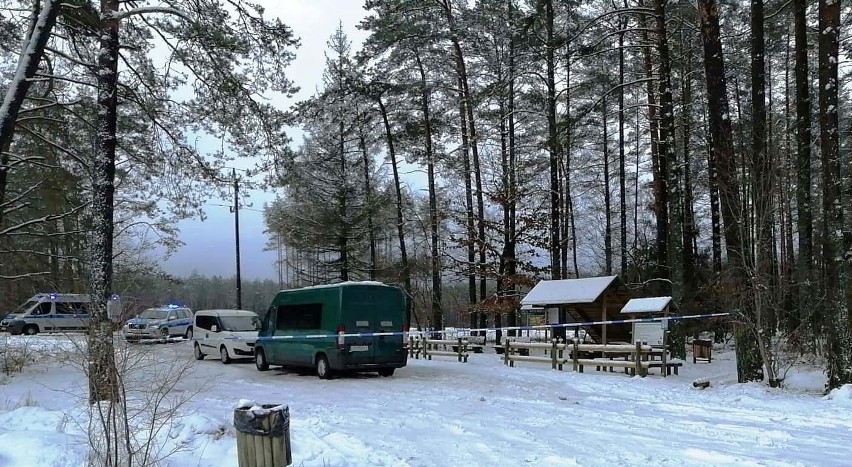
(219, 316, 260, 332)
(9, 300, 37, 315)
(139, 309, 169, 320)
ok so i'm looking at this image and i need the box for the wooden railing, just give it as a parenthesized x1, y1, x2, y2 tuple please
(504, 339, 659, 377)
(409, 336, 470, 363)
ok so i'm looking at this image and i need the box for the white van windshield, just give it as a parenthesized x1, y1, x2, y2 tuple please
(219, 316, 260, 332)
(139, 309, 169, 319)
(8, 300, 38, 315)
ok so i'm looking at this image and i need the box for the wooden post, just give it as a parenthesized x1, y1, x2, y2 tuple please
(551, 339, 557, 370)
(572, 339, 579, 372)
(661, 329, 668, 377)
(634, 341, 643, 377)
(504, 338, 510, 366)
(601, 295, 608, 345)
(557, 338, 564, 371)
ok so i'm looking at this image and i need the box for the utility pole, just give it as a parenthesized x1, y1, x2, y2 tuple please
(232, 168, 242, 309)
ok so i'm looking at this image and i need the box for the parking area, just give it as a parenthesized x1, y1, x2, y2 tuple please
(1, 333, 849, 466)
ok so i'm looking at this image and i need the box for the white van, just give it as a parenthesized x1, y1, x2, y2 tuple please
(0, 293, 122, 335)
(192, 309, 260, 364)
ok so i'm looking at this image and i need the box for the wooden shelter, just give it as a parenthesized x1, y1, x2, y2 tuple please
(620, 296, 673, 346)
(520, 276, 633, 343)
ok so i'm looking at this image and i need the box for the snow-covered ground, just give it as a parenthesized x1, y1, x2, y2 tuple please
(1, 335, 850, 466)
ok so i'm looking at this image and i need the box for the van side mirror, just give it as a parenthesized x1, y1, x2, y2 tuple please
(211, 325, 218, 333)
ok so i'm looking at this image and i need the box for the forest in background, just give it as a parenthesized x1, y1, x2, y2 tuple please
(1, 0, 850, 392)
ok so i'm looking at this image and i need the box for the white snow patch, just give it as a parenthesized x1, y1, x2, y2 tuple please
(823, 384, 852, 405)
(621, 297, 672, 314)
(521, 276, 617, 305)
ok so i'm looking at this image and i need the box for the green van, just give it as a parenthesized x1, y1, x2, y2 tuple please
(253, 282, 409, 378)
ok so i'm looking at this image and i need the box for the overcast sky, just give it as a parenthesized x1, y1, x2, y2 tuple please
(162, 1, 371, 281)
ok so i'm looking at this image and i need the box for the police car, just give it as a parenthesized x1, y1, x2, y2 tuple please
(122, 305, 193, 342)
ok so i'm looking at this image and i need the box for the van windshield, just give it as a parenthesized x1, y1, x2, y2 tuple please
(219, 316, 260, 332)
(139, 309, 169, 320)
(8, 300, 38, 315)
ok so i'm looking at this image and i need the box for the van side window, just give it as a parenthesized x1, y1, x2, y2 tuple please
(196, 315, 215, 330)
(56, 303, 78, 314)
(32, 302, 52, 315)
(276, 303, 322, 330)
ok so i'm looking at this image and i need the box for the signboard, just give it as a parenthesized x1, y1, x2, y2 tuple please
(632, 321, 665, 346)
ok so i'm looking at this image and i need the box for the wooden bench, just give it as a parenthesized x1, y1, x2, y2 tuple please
(495, 336, 531, 355)
(648, 361, 683, 375)
(459, 336, 485, 353)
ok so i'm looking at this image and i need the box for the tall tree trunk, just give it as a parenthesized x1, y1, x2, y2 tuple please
(782, 32, 796, 322)
(357, 120, 377, 281)
(377, 97, 413, 326)
(565, 44, 579, 279)
(698, 0, 762, 382)
(456, 77, 477, 326)
(793, 0, 813, 326)
(603, 95, 613, 275)
(414, 48, 442, 332)
(705, 103, 723, 274)
(439, 0, 485, 306)
(506, 2, 518, 333)
(681, 32, 697, 313)
(818, 0, 852, 390)
(653, 0, 672, 295)
(545, 0, 561, 280)
(732, 76, 751, 263)
(751, 0, 778, 386)
(338, 120, 349, 281)
(618, 12, 628, 274)
(0, 0, 60, 229)
(88, 0, 120, 404)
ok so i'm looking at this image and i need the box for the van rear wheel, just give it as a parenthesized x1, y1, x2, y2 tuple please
(255, 349, 269, 371)
(23, 324, 38, 336)
(378, 368, 395, 377)
(315, 354, 332, 379)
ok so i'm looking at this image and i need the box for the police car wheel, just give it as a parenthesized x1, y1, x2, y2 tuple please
(184, 327, 193, 340)
(160, 328, 169, 341)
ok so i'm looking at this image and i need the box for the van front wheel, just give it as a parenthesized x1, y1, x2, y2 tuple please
(255, 349, 269, 371)
(220, 346, 232, 364)
(378, 368, 395, 377)
(23, 324, 38, 336)
(194, 343, 205, 360)
(315, 354, 332, 379)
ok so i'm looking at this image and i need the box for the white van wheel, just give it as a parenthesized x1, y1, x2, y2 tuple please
(220, 346, 232, 364)
(315, 354, 332, 379)
(194, 343, 205, 360)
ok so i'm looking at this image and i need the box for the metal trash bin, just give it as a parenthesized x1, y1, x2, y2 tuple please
(692, 339, 712, 364)
(234, 403, 292, 467)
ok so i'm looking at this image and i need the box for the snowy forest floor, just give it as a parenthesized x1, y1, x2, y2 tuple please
(1, 335, 850, 466)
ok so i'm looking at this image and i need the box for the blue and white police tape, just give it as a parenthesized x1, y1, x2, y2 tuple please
(255, 312, 730, 340)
